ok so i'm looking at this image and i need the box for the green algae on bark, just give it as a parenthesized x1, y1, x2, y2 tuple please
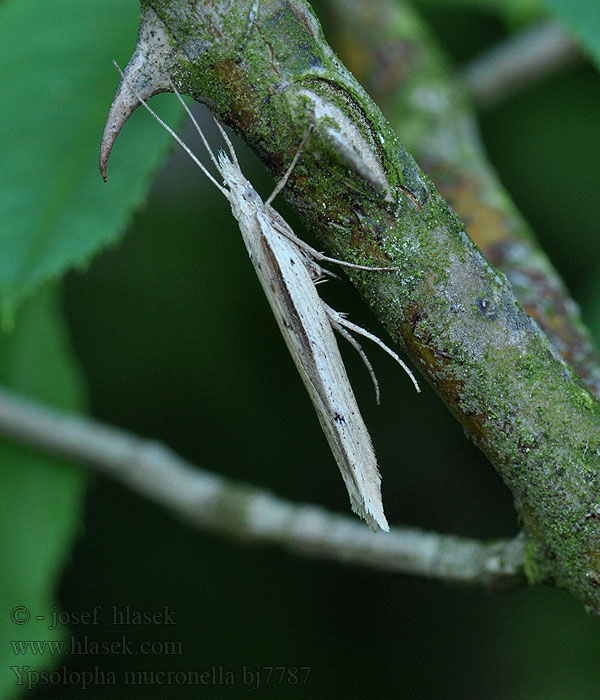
(325, 0, 600, 398)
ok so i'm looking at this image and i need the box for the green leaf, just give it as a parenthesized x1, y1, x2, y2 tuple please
(0, 0, 182, 321)
(542, 0, 600, 69)
(0, 286, 86, 698)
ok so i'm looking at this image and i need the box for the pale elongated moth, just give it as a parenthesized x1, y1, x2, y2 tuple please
(109, 66, 420, 531)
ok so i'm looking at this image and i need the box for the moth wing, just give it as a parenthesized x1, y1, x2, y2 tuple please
(240, 208, 388, 531)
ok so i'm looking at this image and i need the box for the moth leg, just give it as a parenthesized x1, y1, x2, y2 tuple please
(314, 268, 344, 283)
(269, 215, 397, 273)
(264, 120, 396, 272)
(299, 254, 343, 285)
(312, 247, 398, 273)
(324, 303, 420, 394)
(329, 315, 381, 404)
(266, 125, 313, 205)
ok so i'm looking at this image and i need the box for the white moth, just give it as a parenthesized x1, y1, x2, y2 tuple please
(112, 65, 420, 531)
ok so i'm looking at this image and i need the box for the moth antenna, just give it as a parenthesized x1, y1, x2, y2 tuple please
(330, 318, 381, 404)
(325, 303, 420, 394)
(266, 125, 312, 205)
(210, 117, 241, 169)
(111, 61, 228, 198)
(165, 76, 224, 178)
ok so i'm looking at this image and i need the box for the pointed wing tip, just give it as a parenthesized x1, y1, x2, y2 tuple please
(365, 513, 389, 533)
(372, 513, 390, 533)
(351, 499, 389, 532)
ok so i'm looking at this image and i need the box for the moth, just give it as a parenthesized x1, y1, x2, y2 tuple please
(106, 65, 420, 531)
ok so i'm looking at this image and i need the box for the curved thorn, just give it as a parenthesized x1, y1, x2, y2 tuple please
(99, 9, 175, 181)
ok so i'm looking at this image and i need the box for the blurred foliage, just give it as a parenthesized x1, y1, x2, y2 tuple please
(410, 0, 545, 27)
(0, 0, 182, 322)
(0, 0, 599, 698)
(0, 288, 86, 698)
(542, 0, 600, 69)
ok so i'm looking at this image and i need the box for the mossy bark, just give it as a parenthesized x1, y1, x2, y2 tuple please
(108, 0, 600, 613)
(325, 0, 600, 398)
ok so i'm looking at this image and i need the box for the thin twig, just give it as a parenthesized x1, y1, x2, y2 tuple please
(0, 387, 525, 588)
(462, 21, 581, 109)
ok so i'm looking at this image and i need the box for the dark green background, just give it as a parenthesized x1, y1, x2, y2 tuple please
(26, 2, 600, 698)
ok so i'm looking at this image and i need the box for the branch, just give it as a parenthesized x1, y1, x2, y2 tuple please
(99, 0, 600, 614)
(327, 0, 600, 398)
(462, 21, 581, 109)
(0, 388, 525, 587)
